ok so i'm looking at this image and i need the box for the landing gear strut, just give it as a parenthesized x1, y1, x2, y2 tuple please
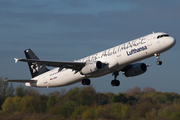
(111, 71, 120, 86)
(154, 53, 162, 65)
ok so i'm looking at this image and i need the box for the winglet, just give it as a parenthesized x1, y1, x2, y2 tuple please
(14, 58, 19, 63)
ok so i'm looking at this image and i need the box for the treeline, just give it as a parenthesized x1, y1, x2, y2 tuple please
(0, 77, 180, 120)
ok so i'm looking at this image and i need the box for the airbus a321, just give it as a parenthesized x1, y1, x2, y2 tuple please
(6, 32, 176, 87)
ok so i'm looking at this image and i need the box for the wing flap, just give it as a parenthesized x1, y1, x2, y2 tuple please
(16, 59, 86, 71)
(5, 79, 37, 83)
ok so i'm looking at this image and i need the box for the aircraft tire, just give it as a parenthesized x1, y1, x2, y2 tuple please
(82, 79, 87, 85)
(111, 80, 116, 86)
(82, 79, 91, 85)
(115, 80, 120, 86)
(157, 61, 162, 65)
(86, 79, 91, 85)
(111, 80, 120, 86)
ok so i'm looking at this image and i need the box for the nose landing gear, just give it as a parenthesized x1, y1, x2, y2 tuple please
(154, 53, 162, 65)
(111, 71, 120, 86)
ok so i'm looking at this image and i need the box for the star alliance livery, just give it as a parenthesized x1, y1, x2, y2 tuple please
(6, 32, 176, 87)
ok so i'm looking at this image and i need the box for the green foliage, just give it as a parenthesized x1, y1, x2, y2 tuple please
(46, 95, 58, 108)
(111, 103, 122, 119)
(25, 88, 39, 96)
(2, 96, 21, 112)
(95, 105, 113, 119)
(19, 95, 47, 113)
(170, 111, 180, 119)
(71, 106, 88, 119)
(82, 108, 95, 120)
(127, 95, 137, 105)
(1, 79, 180, 120)
(0, 77, 14, 108)
(33, 95, 48, 113)
(132, 97, 154, 119)
(79, 85, 96, 106)
(15, 85, 26, 97)
(65, 87, 81, 102)
(95, 93, 109, 105)
(121, 105, 130, 119)
(49, 100, 78, 118)
(20, 96, 35, 113)
(111, 93, 128, 103)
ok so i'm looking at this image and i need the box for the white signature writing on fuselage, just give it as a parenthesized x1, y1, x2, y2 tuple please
(76, 37, 147, 62)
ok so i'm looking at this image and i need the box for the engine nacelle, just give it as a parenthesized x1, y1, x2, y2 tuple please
(80, 61, 103, 75)
(124, 63, 147, 77)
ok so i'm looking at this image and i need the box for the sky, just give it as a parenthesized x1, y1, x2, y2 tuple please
(0, 0, 180, 94)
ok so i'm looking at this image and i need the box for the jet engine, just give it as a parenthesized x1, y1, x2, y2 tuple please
(80, 61, 103, 75)
(124, 63, 147, 77)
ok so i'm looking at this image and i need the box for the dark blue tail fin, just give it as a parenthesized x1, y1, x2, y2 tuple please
(24, 49, 49, 78)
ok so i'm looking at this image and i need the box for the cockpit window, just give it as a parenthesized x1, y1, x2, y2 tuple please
(157, 34, 169, 39)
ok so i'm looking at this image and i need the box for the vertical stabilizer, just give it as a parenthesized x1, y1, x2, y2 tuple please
(24, 49, 49, 78)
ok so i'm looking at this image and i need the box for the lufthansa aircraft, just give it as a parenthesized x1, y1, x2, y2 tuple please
(6, 32, 176, 87)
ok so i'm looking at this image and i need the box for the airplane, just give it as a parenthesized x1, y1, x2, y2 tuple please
(6, 32, 176, 88)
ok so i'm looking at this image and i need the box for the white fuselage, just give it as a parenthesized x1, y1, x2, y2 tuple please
(25, 32, 176, 87)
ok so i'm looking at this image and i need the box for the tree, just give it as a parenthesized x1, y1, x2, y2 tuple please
(0, 77, 14, 109)
(46, 95, 58, 108)
(143, 86, 156, 93)
(95, 93, 108, 105)
(65, 87, 81, 104)
(15, 85, 26, 97)
(111, 103, 122, 119)
(25, 88, 39, 96)
(82, 108, 95, 120)
(48, 89, 66, 98)
(48, 100, 78, 118)
(127, 96, 137, 105)
(79, 85, 96, 106)
(124, 86, 141, 95)
(95, 105, 113, 119)
(20, 96, 35, 113)
(71, 106, 88, 119)
(2, 96, 21, 112)
(112, 94, 128, 103)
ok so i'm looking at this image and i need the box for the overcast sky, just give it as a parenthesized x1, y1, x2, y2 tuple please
(0, 0, 180, 94)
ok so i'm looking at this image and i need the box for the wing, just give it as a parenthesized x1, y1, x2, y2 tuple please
(5, 79, 37, 83)
(15, 58, 86, 71)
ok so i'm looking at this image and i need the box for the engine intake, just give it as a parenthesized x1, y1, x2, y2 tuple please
(124, 63, 147, 77)
(80, 61, 103, 75)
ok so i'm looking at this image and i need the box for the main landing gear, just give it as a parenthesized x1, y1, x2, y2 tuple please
(111, 71, 120, 87)
(154, 53, 162, 65)
(82, 78, 91, 85)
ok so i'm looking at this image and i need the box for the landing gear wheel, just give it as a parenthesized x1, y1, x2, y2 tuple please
(154, 53, 162, 65)
(86, 79, 91, 85)
(111, 80, 120, 86)
(115, 80, 120, 86)
(157, 61, 162, 65)
(111, 80, 116, 86)
(111, 71, 120, 87)
(82, 79, 87, 85)
(82, 79, 91, 85)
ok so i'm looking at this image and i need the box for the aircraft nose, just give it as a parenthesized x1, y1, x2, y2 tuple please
(169, 37, 176, 47)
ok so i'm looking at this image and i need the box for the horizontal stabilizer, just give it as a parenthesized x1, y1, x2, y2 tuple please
(5, 79, 37, 83)
(14, 58, 19, 63)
